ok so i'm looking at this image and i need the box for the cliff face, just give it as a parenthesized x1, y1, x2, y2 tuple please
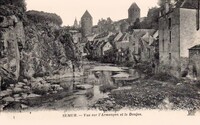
(0, 15, 25, 80)
(21, 22, 76, 79)
(0, 2, 78, 83)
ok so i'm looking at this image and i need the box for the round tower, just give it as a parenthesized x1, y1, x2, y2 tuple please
(81, 10, 93, 37)
(128, 3, 141, 24)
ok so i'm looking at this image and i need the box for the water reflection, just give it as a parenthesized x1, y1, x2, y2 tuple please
(65, 62, 142, 109)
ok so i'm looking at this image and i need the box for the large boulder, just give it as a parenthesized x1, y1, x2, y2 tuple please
(2, 96, 15, 102)
(0, 90, 12, 97)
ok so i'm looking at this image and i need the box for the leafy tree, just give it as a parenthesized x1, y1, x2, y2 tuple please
(0, 0, 26, 11)
(26, 10, 63, 26)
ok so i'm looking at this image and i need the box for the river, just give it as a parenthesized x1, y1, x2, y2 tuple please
(26, 61, 141, 111)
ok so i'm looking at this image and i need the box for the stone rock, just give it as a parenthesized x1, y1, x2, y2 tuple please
(34, 77, 44, 82)
(15, 84, 23, 88)
(40, 80, 47, 84)
(105, 100, 114, 107)
(10, 84, 15, 87)
(27, 93, 41, 98)
(13, 94, 20, 97)
(0, 90, 12, 97)
(13, 87, 23, 93)
(22, 79, 28, 83)
(176, 83, 182, 86)
(18, 82, 26, 86)
(52, 91, 58, 94)
(3, 102, 21, 110)
(31, 82, 41, 88)
(21, 104, 28, 109)
(2, 96, 15, 102)
(52, 84, 63, 91)
(14, 97, 23, 102)
(23, 86, 31, 90)
(21, 93, 28, 99)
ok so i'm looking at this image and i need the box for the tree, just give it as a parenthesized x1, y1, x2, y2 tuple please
(26, 10, 63, 26)
(0, 0, 26, 11)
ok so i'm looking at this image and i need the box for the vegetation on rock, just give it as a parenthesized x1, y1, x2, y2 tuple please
(26, 10, 63, 26)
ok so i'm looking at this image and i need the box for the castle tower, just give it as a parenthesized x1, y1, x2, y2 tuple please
(128, 3, 141, 24)
(81, 10, 93, 37)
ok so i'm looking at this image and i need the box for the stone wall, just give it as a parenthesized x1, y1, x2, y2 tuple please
(180, 8, 200, 57)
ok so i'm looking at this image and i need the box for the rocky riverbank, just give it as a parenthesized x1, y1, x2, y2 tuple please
(0, 77, 70, 111)
(90, 79, 200, 113)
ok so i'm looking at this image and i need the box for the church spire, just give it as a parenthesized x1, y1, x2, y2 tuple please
(73, 17, 78, 28)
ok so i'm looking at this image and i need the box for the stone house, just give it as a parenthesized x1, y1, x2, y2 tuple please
(188, 45, 200, 79)
(114, 32, 134, 62)
(84, 32, 114, 59)
(132, 29, 157, 63)
(159, 0, 200, 78)
(140, 30, 157, 62)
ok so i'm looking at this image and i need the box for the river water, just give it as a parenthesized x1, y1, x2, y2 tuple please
(63, 61, 142, 110)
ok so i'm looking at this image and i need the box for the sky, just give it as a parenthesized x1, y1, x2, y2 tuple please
(26, 0, 158, 26)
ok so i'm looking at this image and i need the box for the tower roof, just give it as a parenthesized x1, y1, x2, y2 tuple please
(81, 10, 92, 19)
(129, 2, 140, 10)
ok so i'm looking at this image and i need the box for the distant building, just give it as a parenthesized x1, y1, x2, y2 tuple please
(132, 29, 157, 63)
(120, 21, 129, 33)
(68, 29, 82, 44)
(128, 2, 141, 24)
(159, 0, 200, 78)
(73, 18, 79, 29)
(189, 45, 200, 79)
(81, 10, 93, 37)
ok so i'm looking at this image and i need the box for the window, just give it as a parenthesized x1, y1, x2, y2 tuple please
(169, 53, 172, 62)
(162, 29, 165, 51)
(168, 18, 171, 29)
(162, 39, 164, 51)
(169, 31, 172, 43)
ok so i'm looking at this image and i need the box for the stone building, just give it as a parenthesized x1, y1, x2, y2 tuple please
(128, 2, 141, 24)
(159, 0, 200, 78)
(81, 10, 93, 37)
(73, 18, 79, 29)
(188, 45, 200, 80)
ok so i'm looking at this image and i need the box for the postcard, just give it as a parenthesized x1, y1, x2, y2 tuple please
(0, 0, 200, 124)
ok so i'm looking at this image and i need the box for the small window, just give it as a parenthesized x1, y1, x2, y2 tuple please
(162, 39, 164, 51)
(169, 31, 172, 43)
(168, 18, 171, 29)
(169, 53, 172, 61)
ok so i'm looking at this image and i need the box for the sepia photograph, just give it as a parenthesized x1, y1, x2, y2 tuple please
(0, 0, 200, 124)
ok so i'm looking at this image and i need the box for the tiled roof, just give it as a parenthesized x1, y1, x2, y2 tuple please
(81, 10, 92, 19)
(118, 33, 127, 42)
(129, 3, 140, 10)
(94, 32, 109, 39)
